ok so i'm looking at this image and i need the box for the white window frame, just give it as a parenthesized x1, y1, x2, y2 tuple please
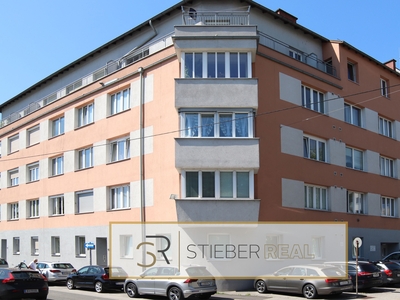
(9, 202, 19, 220)
(304, 185, 328, 211)
(75, 190, 94, 214)
(28, 162, 39, 182)
(380, 156, 395, 178)
(303, 136, 326, 162)
(381, 78, 388, 97)
(381, 197, 396, 217)
(111, 88, 130, 115)
(180, 111, 253, 138)
(110, 137, 130, 162)
(347, 191, 365, 214)
(120, 235, 133, 258)
(51, 156, 64, 176)
(27, 125, 40, 146)
(9, 169, 19, 187)
(110, 185, 130, 210)
(182, 170, 254, 199)
(28, 199, 40, 218)
(51, 236, 61, 256)
(78, 147, 93, 169)
(52, 116, 65, 137)
(311, 236, 325, 259)
(289, 49, 302, 61)
(13, 237, 20, 255)
(50, 195, 64, 216)
(78, 103, 94, 127)
(379, 116, 393, 138)
(8, 134, 19, 154)
(346, 147, 364, 171)
(209, 234, 231, 260)
(75, 236, 86, 257)
(156, 233, 172, 261)
(344, 103, 362, 127)
(301, 85, 325, 113)
(31, 236, 39, 255)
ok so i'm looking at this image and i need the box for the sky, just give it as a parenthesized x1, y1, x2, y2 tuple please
(1, 0, 399, 104)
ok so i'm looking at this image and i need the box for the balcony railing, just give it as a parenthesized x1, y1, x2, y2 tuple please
(181, 6, 250, 26)
(0, 32, 174, 128)
(258, 31, 337, 77)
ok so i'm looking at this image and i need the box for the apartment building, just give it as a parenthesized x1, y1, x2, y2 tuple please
(0, 0, 399, 279)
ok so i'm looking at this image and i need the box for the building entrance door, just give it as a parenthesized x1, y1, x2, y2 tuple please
(96, 238, 107, 266)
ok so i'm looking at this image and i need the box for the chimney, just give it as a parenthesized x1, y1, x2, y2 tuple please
(384, 59, 396, 71)
(276, 9, 298, 23)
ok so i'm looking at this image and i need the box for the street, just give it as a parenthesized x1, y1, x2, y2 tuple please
(43, 284, 400, 300)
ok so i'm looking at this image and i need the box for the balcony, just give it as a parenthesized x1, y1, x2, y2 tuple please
(181, 6, 250, 26)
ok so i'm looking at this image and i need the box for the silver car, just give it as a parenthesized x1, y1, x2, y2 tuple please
(37, 262, 75, 282)
(254, 264, 353, 299)
(124, 266, 217, 300)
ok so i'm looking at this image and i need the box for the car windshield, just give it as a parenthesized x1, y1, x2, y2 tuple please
(0, 259, 7, 265)
(106, 267, 128, 277)
(186, 267, 212, 277)
(321, 267, 346, 277)
(53, 263, 74, 269)
(385, 262, 400, 270)
(12, 271, 44, 279)
(359, 264, 379, 272)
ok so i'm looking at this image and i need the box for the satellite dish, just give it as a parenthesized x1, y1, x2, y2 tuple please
(189, 8, 197, 20)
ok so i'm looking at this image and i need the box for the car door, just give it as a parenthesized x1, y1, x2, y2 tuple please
(154, 267, 176, 295)
(282, 267, 307, 293)
(267, 267, 293, 292)
(74, 266, 90, 287)
(135, 267, 159, 294)
(86, 266, 101, 288)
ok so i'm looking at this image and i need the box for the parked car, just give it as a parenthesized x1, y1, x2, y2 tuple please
(326, 261, 383, 290)
(254, 264, 353, 299)
(382, 251, 400, 263)
(373, 261, 400, 285)
(0, 259, 8, 268)
(66, 265, 127, 293)
(37, 262, 75, 282)
(124, 265, 217, 300)
(0, 267, 49, 299)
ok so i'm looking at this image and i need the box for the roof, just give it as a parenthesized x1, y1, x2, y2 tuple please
(0, 0, 333, 110)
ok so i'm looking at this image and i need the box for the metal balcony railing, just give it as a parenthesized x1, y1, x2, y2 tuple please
(0, 32, 174, 128)
(258, 31, 337, 77)
(181, 6, 250, 26)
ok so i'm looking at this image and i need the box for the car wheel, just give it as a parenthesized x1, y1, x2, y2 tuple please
(303, 283, 317, 299)
(255, 280, 267, 293)
(66, 279, 75, 290)
(95, 281, 104, 293)
(126, 282, 139, 298)
(168, 286, 183, 300)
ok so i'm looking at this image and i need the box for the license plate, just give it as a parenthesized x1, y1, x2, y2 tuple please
(24, 289, 38, 293)
(397, 274, 400, 277)
(200, 282, 211, 286)
(340, 280, 350, 285)
(116, 282, 124, 285)
(373, 273, 379, 277)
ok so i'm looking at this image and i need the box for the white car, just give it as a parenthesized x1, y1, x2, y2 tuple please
(37, 262, 75, 282)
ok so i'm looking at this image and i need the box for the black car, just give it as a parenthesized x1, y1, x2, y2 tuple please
(326, 261, 383, 290)
(373, 261, 400, 285)
(0, 268, 49, 299)
(66, 265, 127, 293)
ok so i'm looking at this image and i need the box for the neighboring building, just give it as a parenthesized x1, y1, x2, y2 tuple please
(1, 0, 400, 287)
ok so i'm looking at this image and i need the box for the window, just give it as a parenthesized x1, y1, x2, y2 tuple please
(52, 116, 65, 137)
(301, 86, 324, 113)
(110, 185, 130, 210)
(380, 156, 394, 178)
(379, 117, 393, 138)
(347, 62, 357, 82)
(31, 236, 39, 255)
(344, 103, 362, 127)
(325, 59, 334, 75)
(346, 147, 363, 170)
(110, 137, 130, 162)
(28, 199, 39, 218)
(50, 195, 64, 216)
(13, 237, 20, 254)
(156, 233, 172, 261)
(209, 234, 230, 259)
(184, 170, 252, 199)
(303, 136, 326, 162)
(381, 197, 395, 217)
(289, 49, 302, 61)
(51, 156, 63, 176)
(304, 185, 328, 210)
(75, 236, 86, 256)
(78, 147, 93, 169)
(381, 78, 388, 97)
(311, 236, 325, 259)
(28, 162, 39, 182)
(181, 111, 253, 138)
(76, 190, 93, 214)
(120, 235, 133, 258)
(78, 103, 94, 127)
(347, 191, 365, 214)
(9, 203, 19, 220)
(27, 125, 40, 146)
(111, 88, 130, 115)
(183, 52, 250, 79)
(9, 169, 19, 187)
(8, 134, 19, 154)
(51, 236, 61, 256)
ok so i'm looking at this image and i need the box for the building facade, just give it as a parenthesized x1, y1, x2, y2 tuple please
(0, 0, 400, 284)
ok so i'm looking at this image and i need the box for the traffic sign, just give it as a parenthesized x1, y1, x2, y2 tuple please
(353, 237, 362, 248)
(84, 242, 95, 249)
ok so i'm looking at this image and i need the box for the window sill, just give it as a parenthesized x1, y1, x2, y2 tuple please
(76, 255, 87, 258)
(50, 214, 65, 217)
(107, 158, 131, 165)
(26, 180, 40, 184)
(50, 173, 64, 178)
(75, 166, 94, 172)
(108, 207, 131, 212)
(75, 211, 94, 215)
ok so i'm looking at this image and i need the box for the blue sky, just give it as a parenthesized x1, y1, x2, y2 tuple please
(1, 0, 399, 104)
